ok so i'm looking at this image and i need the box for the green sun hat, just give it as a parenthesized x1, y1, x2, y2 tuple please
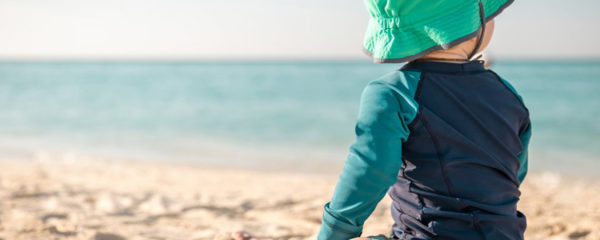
(363, 0, 513, 63)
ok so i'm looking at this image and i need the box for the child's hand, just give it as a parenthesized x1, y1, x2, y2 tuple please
(351, 234, 389, 240)
(231, 231, 255, 240)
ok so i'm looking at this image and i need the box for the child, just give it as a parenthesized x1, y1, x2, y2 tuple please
(318, 0, 530, 239)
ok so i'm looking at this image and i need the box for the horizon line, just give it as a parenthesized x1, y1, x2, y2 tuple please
(2, 57, 600, 63)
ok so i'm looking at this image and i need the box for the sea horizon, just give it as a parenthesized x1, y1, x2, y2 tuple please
(2, 56, 600, 63)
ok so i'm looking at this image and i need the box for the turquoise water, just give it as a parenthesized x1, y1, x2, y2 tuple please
(0, 60, 598, 175)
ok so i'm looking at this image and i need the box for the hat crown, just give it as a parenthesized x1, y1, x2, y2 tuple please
(362, 0, 513, 63)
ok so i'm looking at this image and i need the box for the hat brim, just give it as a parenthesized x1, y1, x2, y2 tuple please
(363, 0, 514, 63)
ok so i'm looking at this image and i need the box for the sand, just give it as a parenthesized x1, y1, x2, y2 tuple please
(0, 155, 598, 240)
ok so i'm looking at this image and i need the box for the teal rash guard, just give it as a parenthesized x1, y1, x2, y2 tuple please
(318, 61, 531, 240)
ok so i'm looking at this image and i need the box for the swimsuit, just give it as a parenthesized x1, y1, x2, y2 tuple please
(319, 60, 530, 240)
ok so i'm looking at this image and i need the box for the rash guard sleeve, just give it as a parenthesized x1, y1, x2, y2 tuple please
(497, 76, 531, 185)
(317, 72, 420, 240)
(517, 120, 531, 184)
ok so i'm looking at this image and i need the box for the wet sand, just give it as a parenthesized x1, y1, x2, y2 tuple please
(0, 156, 598, 240)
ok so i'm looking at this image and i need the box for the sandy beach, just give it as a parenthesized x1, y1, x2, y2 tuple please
(0, 155, 598, 240)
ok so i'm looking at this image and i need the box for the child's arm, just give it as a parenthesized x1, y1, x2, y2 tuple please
(517, 120, 531, 184)
(496, 75, 531, 185)
(318, 80, 417, 240)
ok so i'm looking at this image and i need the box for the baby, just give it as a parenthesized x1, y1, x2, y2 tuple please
(318, 1, 530, 240)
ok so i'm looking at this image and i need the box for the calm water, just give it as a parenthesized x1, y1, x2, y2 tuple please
(0, 60, 598, 175)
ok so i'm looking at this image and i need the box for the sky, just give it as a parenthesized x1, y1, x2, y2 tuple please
(0, 0, 599, 60)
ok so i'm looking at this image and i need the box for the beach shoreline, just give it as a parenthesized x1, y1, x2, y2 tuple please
(0, 157, 598, 240)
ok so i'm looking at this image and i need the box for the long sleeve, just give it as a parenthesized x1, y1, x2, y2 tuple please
(317, 80, 416, 240)
(517, 120, 531, 184)
(496, 76, 531, 185)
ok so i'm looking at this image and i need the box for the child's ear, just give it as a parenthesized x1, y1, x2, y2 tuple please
(479, 20, 495, 52)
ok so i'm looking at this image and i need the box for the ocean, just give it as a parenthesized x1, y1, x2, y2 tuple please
(0, 60, 598, 175)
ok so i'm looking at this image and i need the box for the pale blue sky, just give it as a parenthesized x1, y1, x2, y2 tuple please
(0, 0, 598, 59)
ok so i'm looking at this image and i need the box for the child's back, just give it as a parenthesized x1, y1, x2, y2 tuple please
(386, 60, 529, 239)
(319, 60, 530, 240)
